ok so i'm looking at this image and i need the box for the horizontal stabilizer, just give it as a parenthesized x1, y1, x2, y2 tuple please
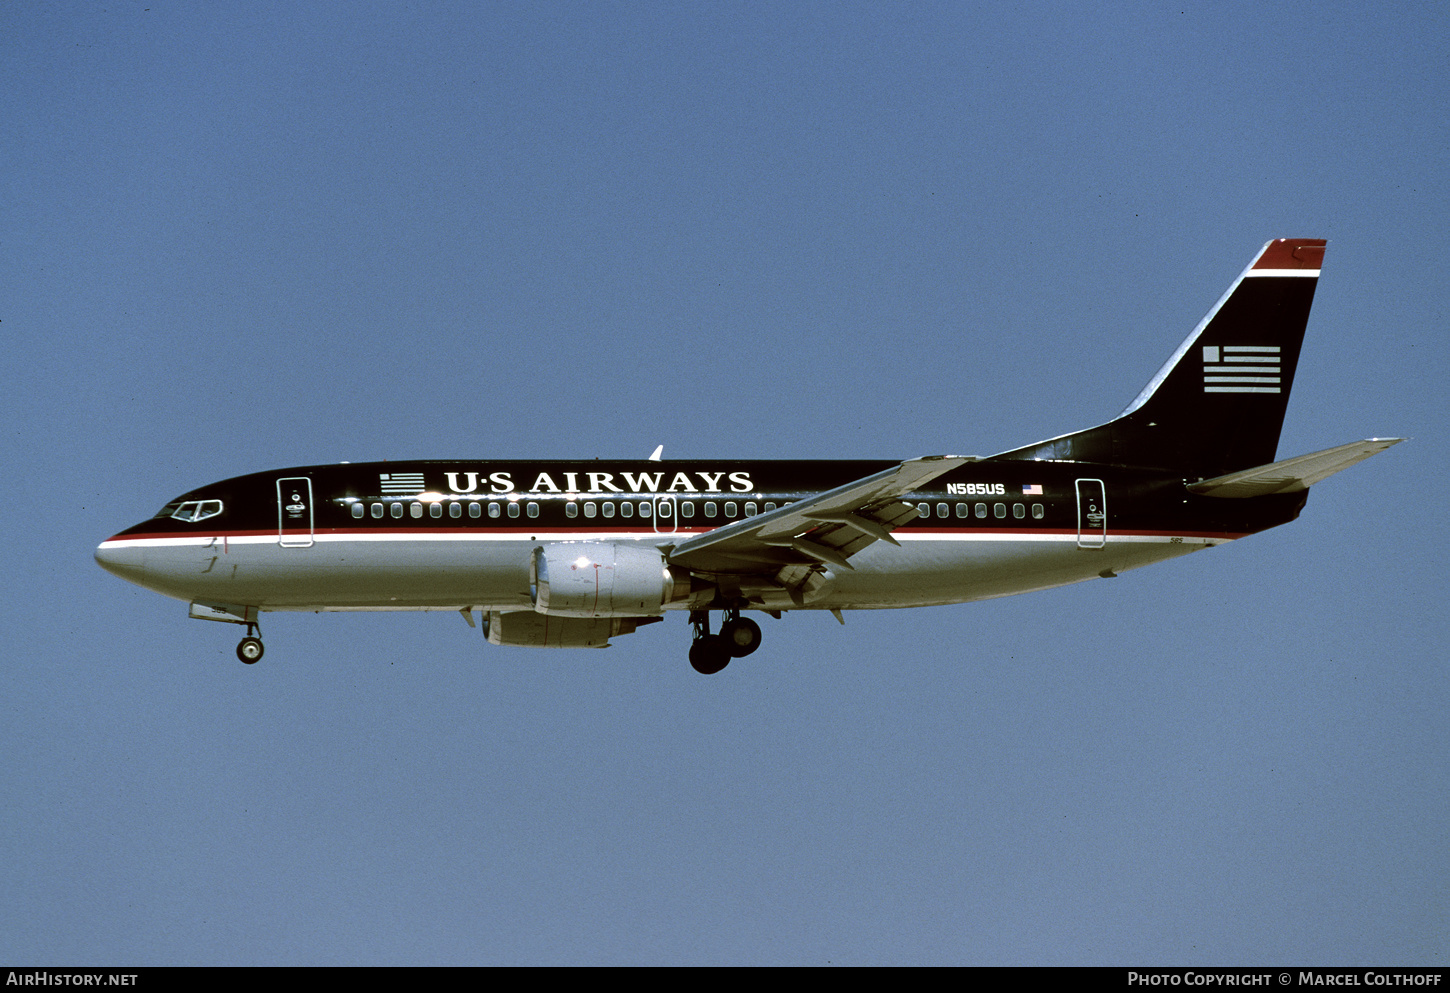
(1187, 438, 1403, 498)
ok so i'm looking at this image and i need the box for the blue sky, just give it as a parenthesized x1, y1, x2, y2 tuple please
(3, 1, 1446, 965)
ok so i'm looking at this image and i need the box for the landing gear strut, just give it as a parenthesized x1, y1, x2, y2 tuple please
(236, 621, 264, 664)
(688, 609, 762, 674)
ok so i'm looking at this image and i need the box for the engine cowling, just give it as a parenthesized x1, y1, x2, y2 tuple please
(531, 542, 674, 617)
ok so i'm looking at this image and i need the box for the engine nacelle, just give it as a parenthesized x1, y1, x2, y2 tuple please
(483, 610, 652, 648)
(531, 542, 675, 617)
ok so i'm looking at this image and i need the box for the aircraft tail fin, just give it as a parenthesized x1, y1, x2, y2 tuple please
(995, 238, 1326, 478)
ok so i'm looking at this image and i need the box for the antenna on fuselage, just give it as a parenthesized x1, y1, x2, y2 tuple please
(648, 445, 664, 461)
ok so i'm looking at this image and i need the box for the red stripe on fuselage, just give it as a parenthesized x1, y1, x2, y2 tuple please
(102, 527, 1252, 543)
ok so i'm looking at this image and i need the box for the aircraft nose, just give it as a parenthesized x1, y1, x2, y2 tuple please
(94, 539, 147, 584)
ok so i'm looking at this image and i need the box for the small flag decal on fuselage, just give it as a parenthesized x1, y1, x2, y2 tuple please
(1203, 345, 1281, 393)
(1022, 484, 1044, 495)
(379, 472, 427, 494)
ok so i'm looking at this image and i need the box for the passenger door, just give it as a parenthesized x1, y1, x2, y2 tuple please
(277, 477, 314, 548)
(1075, 478, 1106, 549)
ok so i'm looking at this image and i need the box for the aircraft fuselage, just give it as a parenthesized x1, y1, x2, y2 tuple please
(96, 457, 1304, 613)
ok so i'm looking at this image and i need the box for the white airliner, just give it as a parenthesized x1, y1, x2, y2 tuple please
(96, 238, 1400, 673)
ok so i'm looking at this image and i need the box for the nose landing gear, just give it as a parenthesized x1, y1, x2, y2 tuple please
(688, 609, 763, 674)
(236, 622, 264, 664)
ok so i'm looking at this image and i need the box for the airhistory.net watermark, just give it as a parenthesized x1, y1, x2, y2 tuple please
(6, 975, 138, 986)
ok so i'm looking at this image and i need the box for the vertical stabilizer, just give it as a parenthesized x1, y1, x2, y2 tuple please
(995, 238, 1325, 477)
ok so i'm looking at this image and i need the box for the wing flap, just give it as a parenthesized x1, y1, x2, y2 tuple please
(1187, 438, 1403, 498)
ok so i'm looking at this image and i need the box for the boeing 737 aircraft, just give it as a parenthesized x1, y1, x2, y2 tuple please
(96, 239, 1400, 673)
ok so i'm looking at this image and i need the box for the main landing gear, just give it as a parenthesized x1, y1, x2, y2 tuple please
(236, 622, 264, 664)
(688, 609, 762, 675)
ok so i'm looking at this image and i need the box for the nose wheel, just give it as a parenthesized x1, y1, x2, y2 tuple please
(688, 610, 763, 674)
(236, 622, 264, 664)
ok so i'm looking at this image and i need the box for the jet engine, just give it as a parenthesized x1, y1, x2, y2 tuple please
(531, 542, 684, 617)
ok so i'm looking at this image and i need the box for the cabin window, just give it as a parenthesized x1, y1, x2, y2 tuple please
(680, 501, 694, 518)
(745, 502, 758, 517)
(372, 503, 384, 519)
(656, 501, 671, 518)
(391, 503, 404, 519)
(429, 503, 442, 518)
(1013, 503, 1025, 519)
(975, 503, 987, 519)
(351, 503, 364, 519)
(584, 502, 597, 518)
(705, 501, 718, 518)
(994, 503, 1006, 518)
(620, 501, 632, 518)
(955, 502, 968, 518)
(936, 502, 949, 518)
(917, 502, 930, 517)
(489, 502, 501, 518)
(526, 502, 539, 518)
(411, 503, 423, 519)
(565, 502, 578, 518)
(724, 501, 738, 517)
(450, 502, 462, 518)
(764, 502, 777, 513)
(507, 502, 520, 518)
(638, 502, 652, 518)
(469, 502, 481, 518)
(1032, 503, 1044, 519)
(602, 502, 616, 518)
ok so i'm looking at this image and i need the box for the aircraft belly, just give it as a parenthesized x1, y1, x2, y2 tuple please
(815, 535, 1207, 609)
(113, 531, 1216, 614)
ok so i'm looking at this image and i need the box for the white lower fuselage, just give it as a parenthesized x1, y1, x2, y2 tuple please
(96, 527, 1224, 614)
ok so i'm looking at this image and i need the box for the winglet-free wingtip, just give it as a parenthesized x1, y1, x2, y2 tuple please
(910, 453, 976, 465)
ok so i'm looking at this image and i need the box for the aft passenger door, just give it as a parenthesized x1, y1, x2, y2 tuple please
(1075, 478, 1106, 549)
(277, 477, 314, 548)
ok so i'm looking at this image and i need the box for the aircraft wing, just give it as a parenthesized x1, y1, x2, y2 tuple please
(1186, 438, 1403, 498)
(666, 455, 972, 578)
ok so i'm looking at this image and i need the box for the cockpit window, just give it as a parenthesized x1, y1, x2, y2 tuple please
(160, 499, 224, 523)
